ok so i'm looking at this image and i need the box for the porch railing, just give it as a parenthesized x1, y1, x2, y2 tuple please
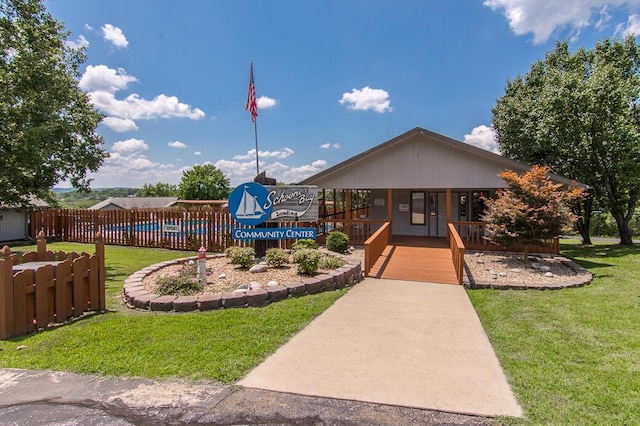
(315, 219, 386, 246)
(447, 224, 466, 285)
(449, 221, 559, 255)
(363, 222, 391, 276)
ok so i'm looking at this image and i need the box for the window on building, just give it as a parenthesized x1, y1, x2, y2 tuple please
(411, 191, 426, 225)
(459, 194, 467, 219)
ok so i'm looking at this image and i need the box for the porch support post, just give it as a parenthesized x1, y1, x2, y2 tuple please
(345, 189, 351, 219)
(446, 188, 452, 224)
(387, 188, 393, 221)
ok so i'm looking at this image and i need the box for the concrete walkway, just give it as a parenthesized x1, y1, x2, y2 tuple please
(239, 278, 523, 418)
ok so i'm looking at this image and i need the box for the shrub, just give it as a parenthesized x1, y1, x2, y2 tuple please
(292, 249, 321, 275)
(266, 248, 289, 267)
(326, 231, 349, 253)
(155, 262, 204, 296)
(319, 254, 345, 270)
(291, 239, 318, 252)
(225, 246, 255, 268)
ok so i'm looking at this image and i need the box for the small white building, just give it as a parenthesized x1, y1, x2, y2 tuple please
(0, 198, 49, 242)
(88, 197, 178, 211)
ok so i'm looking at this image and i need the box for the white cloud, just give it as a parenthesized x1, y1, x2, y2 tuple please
(194, 151, 201, 156)
(233, 148, 294, 161)
(321, 143, 341, 149)
(102, 23, 128, 48)
(84, 24, 94, 31)
(168, 141, 187, 149)
(463, 125, 499, 153)
(102, 117, 138, 132)
(111, 138, 149, 154)
(616, 13, 640, 36)
(79, 65, 137, 93)
(88, 91, 205, 120)
(215, 155, 327, 186)
(88, 153, 183, 188)
(339, 86, 392, 113)
(483, 0, 640, 44)
(257, 96, 277, 109)
(66, 35, 89, 50)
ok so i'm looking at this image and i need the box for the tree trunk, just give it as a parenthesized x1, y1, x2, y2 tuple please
(611, 211, 634, 245)
(574, 197, 593, 245)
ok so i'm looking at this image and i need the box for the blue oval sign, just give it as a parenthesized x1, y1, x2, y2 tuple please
(228, 182, 272, 226)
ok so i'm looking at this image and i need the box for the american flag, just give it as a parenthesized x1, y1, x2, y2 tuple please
(245, 63, 258, 122)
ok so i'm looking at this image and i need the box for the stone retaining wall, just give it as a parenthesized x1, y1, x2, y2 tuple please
(123, 254, 363, 312)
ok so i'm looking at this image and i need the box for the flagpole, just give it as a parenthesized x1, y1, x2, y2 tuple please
(245, 62, 260, 177)
(254, 118, 259, 176)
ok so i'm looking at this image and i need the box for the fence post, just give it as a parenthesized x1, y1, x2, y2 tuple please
(0, 247, 14, 339)
(37, 230, 47, 260)
(95, 232, 106, 311)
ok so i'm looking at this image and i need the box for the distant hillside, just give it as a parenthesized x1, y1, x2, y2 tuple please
(54, 188, 139, 209)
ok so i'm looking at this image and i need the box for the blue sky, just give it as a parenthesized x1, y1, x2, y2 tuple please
(47, 0, 640, 188)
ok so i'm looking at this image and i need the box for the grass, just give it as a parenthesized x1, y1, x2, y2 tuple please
(0, 242, 346, 383)
(467, 240, 640, 425)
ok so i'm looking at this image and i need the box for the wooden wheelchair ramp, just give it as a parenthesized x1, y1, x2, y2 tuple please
(368, 237, 459, 284)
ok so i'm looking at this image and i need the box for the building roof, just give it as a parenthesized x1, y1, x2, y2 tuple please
(0, 196, 49, 209)
(88, 197, 178, 210)
(299, 127, 585, 189)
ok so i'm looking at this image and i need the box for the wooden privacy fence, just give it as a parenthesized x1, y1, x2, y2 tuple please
(450, 221, 559, 255)
(29, 209, 386, 251)
(0, 231, 105, 340)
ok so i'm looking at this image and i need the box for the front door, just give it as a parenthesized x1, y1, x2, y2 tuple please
(428, 192, 447, 236)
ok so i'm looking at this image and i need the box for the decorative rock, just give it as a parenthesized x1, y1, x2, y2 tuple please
(539, 265, 551, 272)
(218, 273, 227, 279)
(530, 262, 541, 270)
(508, 268, 521, 273)
(544, 272, 554, 278)
(489, 270, 498, 279)
(249, 264, 269, 273)
(476, 259, 484, 264)
(474, 252, 481, 257)
(236, 283, 249, 290)
(498, 272, 507, 277)
(249, 282, 263, 290)
(267, 280, 279, 287)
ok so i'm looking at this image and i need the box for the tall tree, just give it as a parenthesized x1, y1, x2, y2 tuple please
(0, 0, 107, 207)
(177, 164, 230, 200)
(492, 36, 640, 245)
(136, 182, 177, 197)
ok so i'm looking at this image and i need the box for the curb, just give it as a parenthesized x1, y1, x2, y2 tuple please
(123, 252, 363, 312)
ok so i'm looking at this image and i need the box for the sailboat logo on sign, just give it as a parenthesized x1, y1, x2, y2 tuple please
(228, 182, 271, 226)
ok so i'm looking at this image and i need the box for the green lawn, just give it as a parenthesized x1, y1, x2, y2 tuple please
(0, 243, 346, 382)
(468, 241, 640, 425)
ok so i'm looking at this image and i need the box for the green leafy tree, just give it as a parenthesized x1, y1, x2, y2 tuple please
(177, 164, 230, 200)
(0, 0, 107, 206)
(482, 166, 585, 257)
(136, 182, 177, 197)
(492, 36, 640, 245)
